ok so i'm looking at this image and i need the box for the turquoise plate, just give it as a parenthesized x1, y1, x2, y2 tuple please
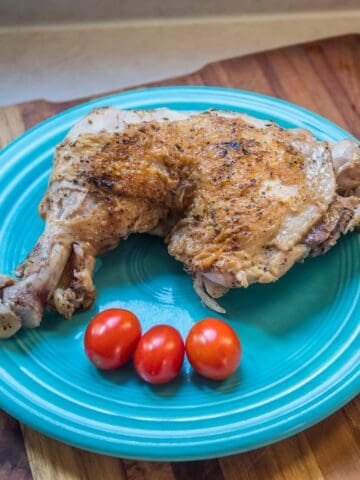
(0, 87, 359, 460)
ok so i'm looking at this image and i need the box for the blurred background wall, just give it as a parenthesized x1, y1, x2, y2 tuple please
(1, 0, 359, 26)
(0, 1, 359, 105)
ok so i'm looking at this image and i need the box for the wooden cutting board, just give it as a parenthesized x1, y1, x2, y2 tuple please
(0, 34, 359, 480)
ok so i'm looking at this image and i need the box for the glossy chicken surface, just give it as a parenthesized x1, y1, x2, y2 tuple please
(0, 108, 359, 337)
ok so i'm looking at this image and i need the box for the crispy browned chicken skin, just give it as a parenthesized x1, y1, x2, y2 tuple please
(0, 108, 359, 337)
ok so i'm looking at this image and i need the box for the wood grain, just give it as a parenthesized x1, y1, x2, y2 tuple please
(22, 426, 127, 480)
(0, 105, 25, 147)
(0, 34, 359, 480)
(123, 459, 176, 480)
(0, 413, 31, 480)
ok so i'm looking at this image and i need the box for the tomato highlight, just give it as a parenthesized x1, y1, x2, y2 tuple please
(84, 308, 141, 370)
(134, 325, 185, 384)
(185, 318, 241, 380)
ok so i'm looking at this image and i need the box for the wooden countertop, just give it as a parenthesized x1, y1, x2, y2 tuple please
(0, 34, 359, 480)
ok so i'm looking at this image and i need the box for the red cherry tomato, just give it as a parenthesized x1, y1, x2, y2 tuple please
(134, 325, 185, 384)
(84, 309, 141, 370)
(185, 318, 241, 380)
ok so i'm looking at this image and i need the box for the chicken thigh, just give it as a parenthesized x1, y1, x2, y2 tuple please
(0, 108, 359, 337)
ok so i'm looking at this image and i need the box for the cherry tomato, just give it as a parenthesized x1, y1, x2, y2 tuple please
(185, 318, 241, 380)
(84, 309, 141, 370)
(134, 325, 185, 384)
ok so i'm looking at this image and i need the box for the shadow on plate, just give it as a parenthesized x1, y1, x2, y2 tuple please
(188, 368, 241, 394)
(99, 362, 186, 397)
(221, 238, 359, 335)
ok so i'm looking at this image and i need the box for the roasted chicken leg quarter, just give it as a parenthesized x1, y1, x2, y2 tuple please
(0, 108, 359, 338)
